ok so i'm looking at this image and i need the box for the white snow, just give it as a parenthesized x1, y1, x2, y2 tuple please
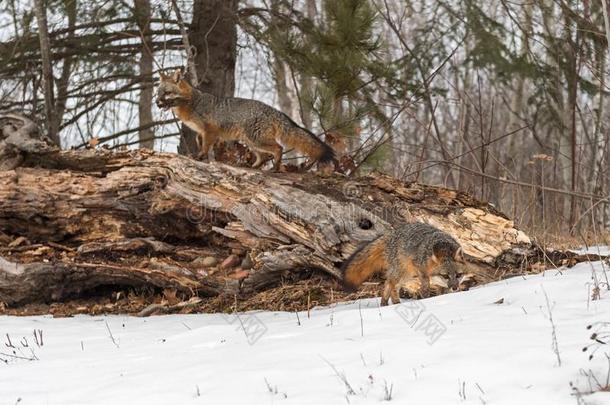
(571, 245, 610, 256)
(1, 261, 610, 405)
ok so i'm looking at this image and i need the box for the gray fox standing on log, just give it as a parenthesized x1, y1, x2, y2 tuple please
(342, 222, 464, 305)
(156, 69, 336, 171)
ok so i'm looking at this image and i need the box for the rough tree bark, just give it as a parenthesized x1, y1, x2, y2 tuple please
(33, 0, 60, 146)
(0, 115, 600, 307)
(135, 0, 155, 149)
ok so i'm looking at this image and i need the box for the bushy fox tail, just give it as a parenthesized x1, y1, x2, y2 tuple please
(279, 116, 336, 166)
(341, 237, 388, 292)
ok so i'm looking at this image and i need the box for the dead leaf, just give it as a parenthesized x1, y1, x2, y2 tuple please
(0, 232, 11, 245)
(229, 269, 249, 280)
(221, 254, 240, 269)
(162, 288, 179, 305)
(8, 236, 28, 248)
(30, 246, 52, 256)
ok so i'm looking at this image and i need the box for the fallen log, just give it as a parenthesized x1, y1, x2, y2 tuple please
(0, 114, 597, 308)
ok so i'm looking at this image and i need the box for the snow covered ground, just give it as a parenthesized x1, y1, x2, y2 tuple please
(1, 261, 610, 405)
(571, 246, 610, 256)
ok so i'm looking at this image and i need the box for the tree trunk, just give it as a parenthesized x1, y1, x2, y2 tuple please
(270, 0, 294, 117)
(135, 0, 155, 149)
(0, 114, 597, 307)
(33, 0, 60, 146)
(273, 60, 294, 116)
(297, 0, 317, 129)
(565, 15, 580, 231)
(53, 0, 76, 134)
(178, 0, 238, 159)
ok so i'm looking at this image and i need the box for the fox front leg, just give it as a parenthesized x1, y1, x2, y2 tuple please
(418, 272, 431, 298)
(251, 151, 269, 169)
(197, 132, 215, 161)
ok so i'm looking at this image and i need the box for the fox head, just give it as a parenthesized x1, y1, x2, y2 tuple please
(156, 69, 193, 110)
(431, 246, 464, 291)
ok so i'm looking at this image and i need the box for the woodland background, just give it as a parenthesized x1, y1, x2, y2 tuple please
(1, 0, 609, 240)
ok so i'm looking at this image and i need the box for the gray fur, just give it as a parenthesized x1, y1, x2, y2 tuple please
(189, 90, 302, 145)
(157, 79, 335, 167)
(386, 222, 461, 267)
(385, 222, 461, 298)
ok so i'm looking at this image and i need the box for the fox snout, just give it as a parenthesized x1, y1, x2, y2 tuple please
(155, 89, 187, 110)
(155, 88, 171, 110)
(439, 270, 456, 290)
(156, 69, 191, 110)
(438, 260, 461, 291)
(156, 96, 170, 110)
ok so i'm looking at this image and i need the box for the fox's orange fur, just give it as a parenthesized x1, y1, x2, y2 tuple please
(343, 238, 387, 290)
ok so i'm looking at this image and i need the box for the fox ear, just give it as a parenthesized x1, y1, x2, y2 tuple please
(171, 69, 183, 82)
(454, 247, 465, 263)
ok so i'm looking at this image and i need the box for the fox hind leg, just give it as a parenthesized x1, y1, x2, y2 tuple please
(390, 285, 401, 305)
(381, 280, 397, 306)
(250, 144, 282, 171)
(270, 144, 283, 171)
(252, 151, 270, 169)
(302, 157, 318, 171)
